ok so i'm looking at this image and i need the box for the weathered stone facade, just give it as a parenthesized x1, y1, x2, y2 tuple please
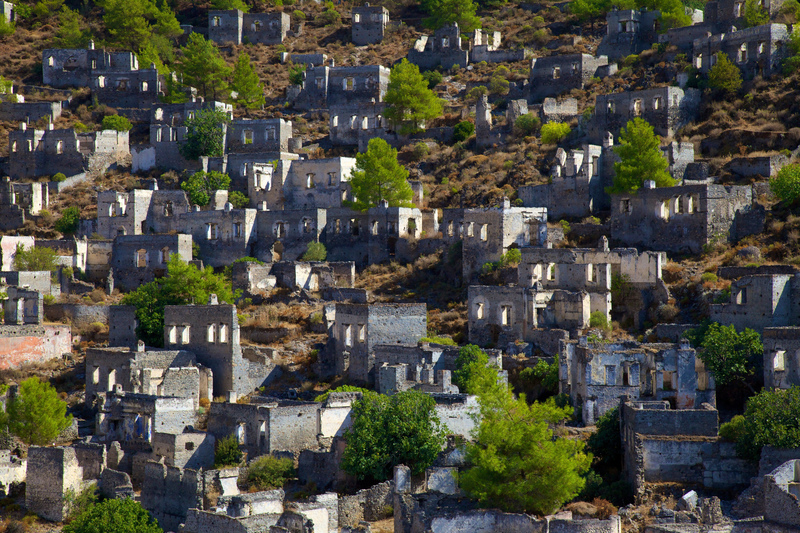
(352, 4, 389, 45)
(693, 23, 789, 78)
(529, 54, 614, 102)
(110, 233, 192, 291)
(208, 10, 290, 45)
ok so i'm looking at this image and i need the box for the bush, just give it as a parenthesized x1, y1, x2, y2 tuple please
(55, 206, 80, 234)
(589, 311, 610, 330)
(719, 415, 746, 442)
(228, 190, 249, 208)
(452, 121, 475, 143)
(700, 272, 718, 283)
(736, 386, 800, 459)
(422, 70, 442, 89)
(292, 9, 306, 19)
(419, 335, 457, 345)
(0, 16, 15, 37)
(771, 163, 800, 204)
(708, 53, 742, 93)
(101, 114, 133, 131)
(288, 62, 306, 86)
(501, 248, 521, 267)
(247, 455, 295, 490)
(52, 172, 67, 182)
(540, 122, 571, 144)
(315, 2, 340, 26)
(412, 142, 430, 161)
(214, 434, 243, 468)
(302, 241, 327, 261)
(515, 113, 541, 136)
(314, 385, 371, 403)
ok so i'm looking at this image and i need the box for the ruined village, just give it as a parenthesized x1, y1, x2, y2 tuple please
(1, 0, 800, 530)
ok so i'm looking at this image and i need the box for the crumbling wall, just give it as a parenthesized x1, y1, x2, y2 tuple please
(25, 446, 83, 522)
(141, 461, 204, 532)
(0, 325, 71, 369)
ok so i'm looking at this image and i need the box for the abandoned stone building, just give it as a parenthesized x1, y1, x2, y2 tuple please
(0, 270, 52, 296)
(85, 344, 212, 408)
(590, 86, 702, 142)
(0, 177, 49, 231)
(25, 446, 88, 522)
(292, 64, 389, 111)
(528, 54, 614, 102)
(162, 298, 274, 397)
(468, 29, 529, 63)
(0, 97, 63, 124)
(519, 139, 695, 219)
(707, 0, 789, 30)
(693, 23, 790, 78)
(710, 272, 800, 333)
(321, 302, 427, 382)
(561, 338, 715, 425)
(7, 123, 129, 179)
(110, 234, 192, 291)
(43, 45, 141, 88)
(597, 8, 662, 59)
(0, 1, 14, 24)
(177, 204, 258, 268)
(763, 327, 800, 390)
(408, 23, 470, 70)
(621, 400, 752, 498)
(609, 181, 759, 254)
(96, 187, 193, 239)
(329, 101, 389, 147)
(459, 199, 548, 280)
(208, 9, 290, 45)
(352, 4, 389, 45)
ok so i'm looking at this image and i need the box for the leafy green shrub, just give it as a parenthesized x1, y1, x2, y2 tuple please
(700, 272, 718, 283)
(743, 0, 769, 26)
(0, 16, 15, 37)
(314, 385, 371, 403)
(540, 122, 571, 144)
(7, 377, 73, 445)
(412, 142, 430, 161)
(315, 2, 340, 26)
(422, 70, 442, 89)
(452, 121, 475, 143)
(589, 311, 610, 330)
(52, 172, 67, 182)
(302, 241, 327, 261)
(466, 85, 488, 101)
(247, 455, 295, 490)
(43, 294, 56, 305)
(228, 190, 249, 208)
(55, 206, 80, 234)
(719, 415, 746, 442)
(101, 114, 133, 131)
(736, 386, 800, 459)
(708, 53, 742, 93)
(215, 434, 243, 468)
(515, 113, 541, 136)
(771, 163, 800, 204)
(63, 498, 162, 533)
(292, 9, 306, 19)
(419, 335, 457, 345)
(501, 248, 521, 266)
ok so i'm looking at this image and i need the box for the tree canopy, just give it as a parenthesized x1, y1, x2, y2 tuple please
(102, 0, 181, 68)
(180, 171, 232, 206)
(13, 244, 58, 272)
(101, 115, 133, 132)
(53, 7, 91, 48)
(743, 0, 769, 26)
(120, 255, 238, 347)
(347, 138, 414, 211)
(5, 377, 73, 446)
(453, 344, 503, 395)
(180, 109, 230, 160)
(708, 53, 743, 93)
(735, 386, 800, 460)
(55, 206, 81, 235)
(568, 0, 691, 29)
(699, 323, 762, 387)
(422, 0, 481, 32)
(177, 33, 232, 100)
(231, 53, 265, 110)
(341, 390, 446, 483)
(609, 117, 674, 193)
(384, 59, 444, 136)
(770, 163, 800, 204)
(63, 498, 162, 533)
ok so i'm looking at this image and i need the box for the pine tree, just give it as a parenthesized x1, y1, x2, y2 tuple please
(347, 138, 414, 211)
(53, 7, 90, 48)
(212, 0, 250, 12)
(384, 59, 444, 136)
(608, 117, 675, 193)
(6, 377, 73, 446)
(423, 0, 481, 32)
(178, 33, 232, 100)
(708, 53, 743, 93)
(179, 109, 230, 160)
(231, 53, 265, 111)
(103, 0, 154, 51)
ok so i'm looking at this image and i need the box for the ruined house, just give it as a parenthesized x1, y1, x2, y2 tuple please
(0, 177, 49, 231)
(408, 23, 470, 70)
(94, 390, 196, 447)
(352, 4, 389, 45)
(25, 447, 92, 521)
(110, 233, 192, 291)
(43, 45, 142, 88)
(292, 64, 389, 111)
(1, 285, 71, 369)
(208, 9, 290, 45)
(85, 344, 213, 408)
(97, 186, 193, 239)
(529, 54, 615, 102)
(693, 23, 789, 78)
(763, 327, 800, 390)
(8, 123, 129, 179)
(468, 29, 529, 63)
(609, 181, 759, 254)
(561, 339, 715, 425)
(0, 1, 15, 24)
(321, 302, 428, 382)
(590, 86, 701, 142)
(597, 8, 662, 60)
(710, 272, 800, 333)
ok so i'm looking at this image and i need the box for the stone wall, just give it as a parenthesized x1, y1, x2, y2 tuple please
(0, 325, 71, 369)
(141, 461, 204, 532)
(44, 303, 110, 329)
(25, 446, 83, 522)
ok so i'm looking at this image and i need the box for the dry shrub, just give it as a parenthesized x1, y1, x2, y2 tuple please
(592, 498, 617, 519)
(199, 398, 210, 409)
(89, 288, 105, 303)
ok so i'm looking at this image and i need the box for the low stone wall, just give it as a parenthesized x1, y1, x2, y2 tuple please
(0, 325, 71, 369)
(339, 481, 393, 528)
(45, 303, 110, 328)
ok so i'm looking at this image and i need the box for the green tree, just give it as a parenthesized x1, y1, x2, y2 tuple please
(101, 115, 133, 131)
(384, 59, 444, 136)
(743, 0, 769, 26)
(0, 15, 13, 37)
(103, 0, 154, 51)
(708, 53, 742, 93)
(178, 33, 232, 100)
(302, 241, 327, 261)
(452, 120, 475, 142)
(342, 390, 446, 482)
(55, 206, 81, 234)
(63, 498, 162, 533)
(608, 118, 674, 193)
(228, 190, 249, 208)
(423, 0, 481, 32)
(247, 456, 295, 490)
(784, 27, 800, 73)
(736, 386, 800, 460)
(231, 53, 265, 111)
(586, 407, 622, 475)
(699, 323, 762, 388)
(180, 171, 232, 206)
(13, 244, 58, 272)
(488, 66, 510, 95)
(215, 434, 244, 467)
(162, 74, 189, 104)
(212, 0, 250, 11)
(460, 389, 591, 515)
(180, 109, 230, 160)
(120, 255, 238, 347)
(540, 122, 571, 144)
(770, 163, 800, 204)
(422, 69, 443, 89)
(347, 138, 414, 211)
(288, 62, 306, 85)
(515, 113, 541, 136)
(453, 344, 502, 395)
(7, 377, 73, 446)
(53, 7, 90, 48)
